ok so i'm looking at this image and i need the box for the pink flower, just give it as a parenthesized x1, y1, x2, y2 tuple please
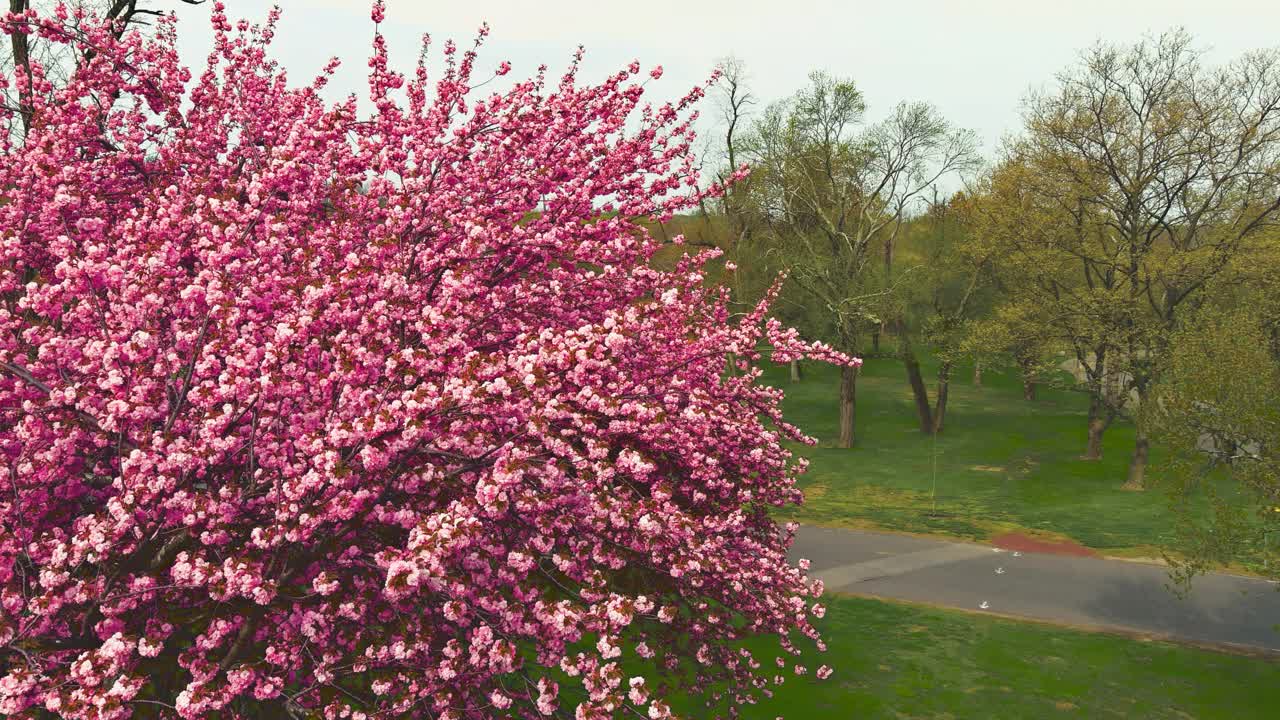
(490, 690, 512, 709)
(0, 1, 838, 716)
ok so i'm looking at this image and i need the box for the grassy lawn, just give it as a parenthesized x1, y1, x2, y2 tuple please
(765, 354, 1252, 558)
(717, 594, 1280, 719)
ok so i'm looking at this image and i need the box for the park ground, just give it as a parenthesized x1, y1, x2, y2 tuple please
(747, 353, 1280, 718)
(769, 353, 1265, 565)
(723, 594, 1280, 720)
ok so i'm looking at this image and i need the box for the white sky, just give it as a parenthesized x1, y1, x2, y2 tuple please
(170, 0, 1279, 164)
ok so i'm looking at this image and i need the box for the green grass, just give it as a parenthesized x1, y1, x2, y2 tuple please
(768, 354, 1248, 557)
(706, 594, 1280, 719)
(695, 357, 1280, 719)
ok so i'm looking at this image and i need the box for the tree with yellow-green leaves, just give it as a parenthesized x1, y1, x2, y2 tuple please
(959, 155, 1124, 449)
(952, 171, 1058, 404)
(967, 30, 1280, 488)
(891, 190, 999, 434)
(1147, 244, 1280, 581)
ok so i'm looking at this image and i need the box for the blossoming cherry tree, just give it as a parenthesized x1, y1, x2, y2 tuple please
(0, 2, 853, 718)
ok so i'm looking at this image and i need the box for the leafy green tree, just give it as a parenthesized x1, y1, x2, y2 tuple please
(894, 192, 997, 433)
(1148, 262, 1280, 581)
(954, 172, 1058, 403)
(968, 32, 1280, 486)
(740, 71, 977, 446)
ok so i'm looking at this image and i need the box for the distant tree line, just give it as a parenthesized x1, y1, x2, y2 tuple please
(660, 29, 1280, 576)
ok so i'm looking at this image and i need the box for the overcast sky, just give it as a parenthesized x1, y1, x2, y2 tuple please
(171, 0, 1279, 162)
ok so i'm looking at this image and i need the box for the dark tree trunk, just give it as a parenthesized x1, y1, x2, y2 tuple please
(838, 364, 857, 448)
(10, 0, 32, 135)
(1083, 394, 1109, 460)
(871, 327, 881, 354)
(1123, 387, 1150, 490)
(1124, 431, 1149, 491)
(789, 359, 802, 383)
(932, 361, 952, 433)
(903, 349, 934, 434)
(1017, 356, 1037, 401)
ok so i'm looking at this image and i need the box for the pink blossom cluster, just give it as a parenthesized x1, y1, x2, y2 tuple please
(0, 2, 851, 718)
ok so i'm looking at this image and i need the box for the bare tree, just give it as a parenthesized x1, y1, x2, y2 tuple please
(715, 56, 754, 190)
(710, 56, 757, 307)
(870, 102, 981, 279)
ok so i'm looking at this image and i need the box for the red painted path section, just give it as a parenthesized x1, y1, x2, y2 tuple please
(990, 532, 1099, 558)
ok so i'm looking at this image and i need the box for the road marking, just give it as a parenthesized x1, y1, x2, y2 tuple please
(814, 543, 994, 588)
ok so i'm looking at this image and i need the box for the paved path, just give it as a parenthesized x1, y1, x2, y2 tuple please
(789, 525, 1280, 652)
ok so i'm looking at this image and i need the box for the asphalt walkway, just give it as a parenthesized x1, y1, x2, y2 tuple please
(790, 525, 1280, 652)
